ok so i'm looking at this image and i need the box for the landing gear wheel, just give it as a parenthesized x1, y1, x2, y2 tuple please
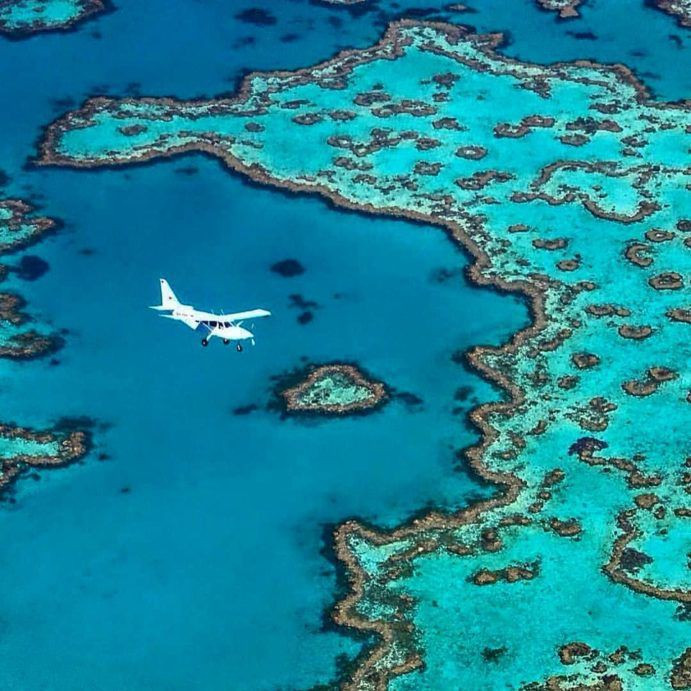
(201, 338, 209, 347)
(223, 339, 230, 345)
(236, 343, 243, 352)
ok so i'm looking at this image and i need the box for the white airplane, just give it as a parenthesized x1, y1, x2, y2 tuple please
(150, 278, 271, 351)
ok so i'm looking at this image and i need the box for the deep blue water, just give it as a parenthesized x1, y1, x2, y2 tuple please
(0, 0, 687, 688)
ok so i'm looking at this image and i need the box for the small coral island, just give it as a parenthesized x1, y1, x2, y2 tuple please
(0, 422, 89, 495)
(281, 363, 387, 415)
(0, 198, 54, 253)
(0, 0, 106, 37)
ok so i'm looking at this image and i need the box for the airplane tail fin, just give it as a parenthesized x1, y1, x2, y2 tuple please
(149, 278, 182, 310)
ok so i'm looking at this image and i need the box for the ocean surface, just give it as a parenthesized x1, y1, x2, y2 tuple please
(0, 0, 687, 689)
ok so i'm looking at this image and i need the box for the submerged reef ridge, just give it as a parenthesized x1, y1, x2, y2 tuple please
(0, 0, 105, 36)
(281, 363, 388, 415)
(38, 21, 691, 689)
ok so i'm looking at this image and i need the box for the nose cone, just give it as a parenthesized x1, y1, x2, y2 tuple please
(239, 327, 253, 340)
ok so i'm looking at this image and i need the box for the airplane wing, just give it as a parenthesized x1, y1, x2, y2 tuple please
(220, 308, 272, 321)
(160, 314, 200, 329)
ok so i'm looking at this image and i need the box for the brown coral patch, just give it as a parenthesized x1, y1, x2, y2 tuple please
(559, 133, 589, 146)
(432, 116, 463, 130)
(372, 100, 437, 118)
(666, 308, 691, 324)
(548, 518, 582, 537)
(414, 161, 442, 176)
(617, 324, 653, 340)
(118, 124, 147, 136)
(624, 242, 653, 268)
(586, 304, 631, 318)
(634, 493, 659, 510)
(455, 169, 514, 190)
(571, 352, 600, 369)
(533, 237, 568, 250)
(622, 366, 678, 397)
(292, 112, 324, 125)
(557, 375, 579, 389)
(558, 642, 594, 665)
(416, 137, 442, 151)
(480, 528, 503, 552)
(494, 115, 554, 138)
(557, 257, 581, 271)
(645, 228, 675, 243)
(455, 145, 487, 159)
(565, 116, 622, 133)
(471, 563, 538, 585)
(649, 272, 684, 290)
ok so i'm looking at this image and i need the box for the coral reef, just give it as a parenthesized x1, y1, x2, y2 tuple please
(535, 0, 583, 19)
(653, 0, 691, 27)
(0, 422, 89, 495)
(37, 21, 691, 689)
(281, 363, 387, 415)
(0, 0, 105, 37)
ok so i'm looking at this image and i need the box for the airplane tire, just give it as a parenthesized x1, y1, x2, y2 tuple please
(223, 339, 230, 345)
(201, 338, 209, 347)
(236, 344, 243, 352)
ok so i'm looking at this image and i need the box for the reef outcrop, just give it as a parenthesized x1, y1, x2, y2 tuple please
(0, 199, 62, 358)
(535, 0, 583, 18)
(0, 422, 89, 496)
(280, 363, 387, 415)
(0, 199, 55, 253)
(0, 0, 106, 37)
(653, 0, 691, 27)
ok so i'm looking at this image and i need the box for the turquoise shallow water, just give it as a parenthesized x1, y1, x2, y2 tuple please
(0, 0, 689, 689)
